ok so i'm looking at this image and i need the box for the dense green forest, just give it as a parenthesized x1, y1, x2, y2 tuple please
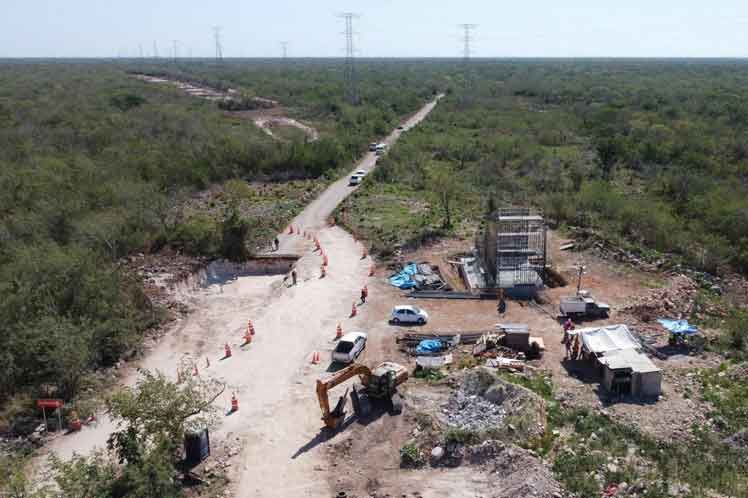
(342, 60, 748, 275)
(0, 60, 437, 430)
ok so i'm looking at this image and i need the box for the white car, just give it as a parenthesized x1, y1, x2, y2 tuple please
(368, 142, 378, 152)
(355, 169, 367, 176)
(390, 305, 429, 325)
(332, 332, 367, 363)
(349, 174, 363, 186)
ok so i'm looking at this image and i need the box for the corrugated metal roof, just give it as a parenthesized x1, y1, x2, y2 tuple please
(600, 349, 660, 373)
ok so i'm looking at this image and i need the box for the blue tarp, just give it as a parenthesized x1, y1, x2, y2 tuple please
(657, 319, 699, 335)
(416, 339, 445, 355)
(389, 263, 418, 289)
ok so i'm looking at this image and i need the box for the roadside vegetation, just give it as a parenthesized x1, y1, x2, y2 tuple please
(0, 61, 434, 434)
(341, 60, 748, 276)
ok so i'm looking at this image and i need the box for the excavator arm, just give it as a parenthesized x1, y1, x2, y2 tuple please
(316, 364, 372, 429)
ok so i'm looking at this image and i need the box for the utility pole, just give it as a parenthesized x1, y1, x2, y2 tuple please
(281, 41, 288, 59)
(458, 24, 477, 105)
(172, 40, 178, 64)
(575, 265, 586, 295)
(139, 44, 144, 61)
(339, 12, 360, 105)
(153, 40, 159, 60)
(213, 26, 223, 63)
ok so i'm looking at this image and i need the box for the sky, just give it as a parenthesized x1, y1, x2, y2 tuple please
(2, 0, 748, 58)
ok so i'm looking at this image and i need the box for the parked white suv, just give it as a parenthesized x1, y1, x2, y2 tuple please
(390, 305, 429, 325)
(349, 174, 363, 186)
(332, 332, 367, 363)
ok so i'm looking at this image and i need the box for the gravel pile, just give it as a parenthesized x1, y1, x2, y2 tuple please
(442, 389, 506, 430)
(439, 368, 546, 436)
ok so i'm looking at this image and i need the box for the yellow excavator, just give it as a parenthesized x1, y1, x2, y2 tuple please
(316, 362, 408, 429)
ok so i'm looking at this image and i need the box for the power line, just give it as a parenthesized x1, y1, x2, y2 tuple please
(213, 26, 223, 63)
(339, 12, 360, 105)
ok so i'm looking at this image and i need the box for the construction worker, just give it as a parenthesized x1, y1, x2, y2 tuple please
(274, 237, 280, 251)
(291, 268, 297, 286)
(497, 291, 507, 315)
(572, 336, 580, 361)
(564, 334, 572, 359)
(562, 318, 573, 344)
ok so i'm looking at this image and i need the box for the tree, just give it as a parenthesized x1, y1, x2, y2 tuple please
(427, 163, 463, 229)
(220, 205, 250, 261)
(106, 368, 224, 465)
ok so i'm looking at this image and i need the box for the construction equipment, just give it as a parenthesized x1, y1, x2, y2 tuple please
(316, 362, 408, 429)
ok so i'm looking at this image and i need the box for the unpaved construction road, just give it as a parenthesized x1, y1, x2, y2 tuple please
(36, 95, 443, 497)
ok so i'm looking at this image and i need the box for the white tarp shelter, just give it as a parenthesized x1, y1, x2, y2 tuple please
(571, 324, 662, 398)
(576, 324, 641, 355)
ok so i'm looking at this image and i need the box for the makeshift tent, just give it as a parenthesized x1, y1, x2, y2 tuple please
(572, 324, 662, 398)
(657, 319, 699, 336)
(577, 324, 640, 355)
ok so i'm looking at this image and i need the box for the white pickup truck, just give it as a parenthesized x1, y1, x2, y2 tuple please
(559, 294, 610, 319)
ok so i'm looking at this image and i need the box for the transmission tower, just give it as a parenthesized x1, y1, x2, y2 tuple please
(213, 26, 223, 62)
(281, 41, 288, 59)
(458, 24, 477, 103)
(339, 12, 360, 105)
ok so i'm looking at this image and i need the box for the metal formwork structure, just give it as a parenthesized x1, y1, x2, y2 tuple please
(477, 208, 547, 295)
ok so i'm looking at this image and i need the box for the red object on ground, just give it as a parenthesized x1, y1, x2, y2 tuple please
(335, 323, 343, 339)
(225, 343, 232, 358)
(351, 302, 357, 317)
(311, 351, 320, 364)
(231, 393, 239, 412)
(69, 418, 82, 431)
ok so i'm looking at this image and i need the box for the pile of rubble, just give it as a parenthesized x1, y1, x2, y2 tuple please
(438, 369, 546, 438)
(622, 275, 701, 321)
(469, 441, 565, 498)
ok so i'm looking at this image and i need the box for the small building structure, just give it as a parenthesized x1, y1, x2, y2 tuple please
(477, 207, 547, 299)
(572, 324, 662, 398)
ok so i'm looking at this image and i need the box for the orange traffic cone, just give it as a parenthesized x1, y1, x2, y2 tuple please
(248, 320, 255, 335)
(351, 301, 357, 317)
(336, 323, 343, 339)
(244, 331, 253, 345)
(369, 264, 375, 277)
(231, 393, 239, 412)
(224, 343, 232, 358)
(311, 351, 320, 364)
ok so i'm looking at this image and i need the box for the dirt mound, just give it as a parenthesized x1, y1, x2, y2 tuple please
(439, 368, 546, 438)
(467, 441, 565, 498)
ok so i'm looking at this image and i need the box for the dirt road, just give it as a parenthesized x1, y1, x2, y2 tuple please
(36, 95, 443, 497)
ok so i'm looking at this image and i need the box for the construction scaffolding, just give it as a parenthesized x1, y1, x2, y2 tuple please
(477, 208, 547, 297)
